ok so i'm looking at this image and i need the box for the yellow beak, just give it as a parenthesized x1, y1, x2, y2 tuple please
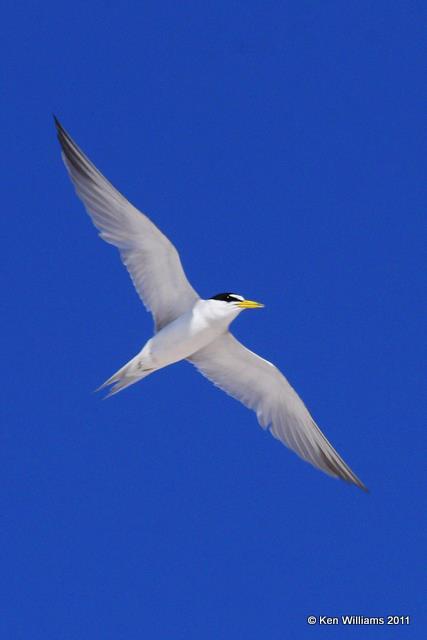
(237, 299, 265, 309)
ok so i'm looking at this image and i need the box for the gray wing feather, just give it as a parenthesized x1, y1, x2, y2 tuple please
(54, 117, 199, 330)
(189, 332, 367, 490)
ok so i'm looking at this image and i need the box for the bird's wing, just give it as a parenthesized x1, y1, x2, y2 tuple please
(54, 117, 199, 330)
(188, 332, 367, 490)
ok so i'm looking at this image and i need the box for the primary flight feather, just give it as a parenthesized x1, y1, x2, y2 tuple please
(54, 117, 367, 491)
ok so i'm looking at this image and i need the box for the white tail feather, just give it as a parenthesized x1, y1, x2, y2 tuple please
(96, 353, 154, 398)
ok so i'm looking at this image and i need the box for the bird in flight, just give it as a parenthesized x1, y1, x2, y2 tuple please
(54, 117, 367, 491)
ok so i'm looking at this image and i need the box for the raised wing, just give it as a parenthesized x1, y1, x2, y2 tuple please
(189, 333, 367, 490)
(54, 117, 199, 330)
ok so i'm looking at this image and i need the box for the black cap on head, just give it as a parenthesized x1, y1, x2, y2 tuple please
(210, 293, 244, 302)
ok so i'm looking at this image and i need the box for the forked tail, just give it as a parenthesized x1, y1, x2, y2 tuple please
(96, 353, 154, 398)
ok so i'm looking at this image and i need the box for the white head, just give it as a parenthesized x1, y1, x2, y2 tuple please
(203, 292, 264, 324)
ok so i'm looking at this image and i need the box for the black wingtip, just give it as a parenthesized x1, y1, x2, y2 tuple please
(53, 118, 70, 165)
(53, 114, 65, 145)
(53, 115, 69, 146)
(351, 475, 369, 493)
(352, 470, 369, 493)
(350, 475, 369, 493)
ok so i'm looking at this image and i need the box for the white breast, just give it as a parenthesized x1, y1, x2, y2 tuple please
(143, 299, 239, 368)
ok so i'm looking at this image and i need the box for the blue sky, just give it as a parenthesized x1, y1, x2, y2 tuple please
(2, 1, 425, 638)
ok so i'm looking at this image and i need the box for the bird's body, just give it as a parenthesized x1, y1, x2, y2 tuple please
(102, 299, 243, 394)
(148, 298, 241, 366)
(54, 117, 367, 491)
